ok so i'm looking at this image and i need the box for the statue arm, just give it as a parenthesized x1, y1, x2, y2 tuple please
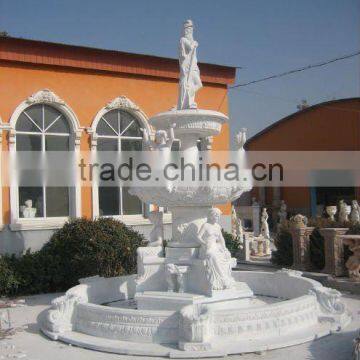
(196, 224, 207, 246)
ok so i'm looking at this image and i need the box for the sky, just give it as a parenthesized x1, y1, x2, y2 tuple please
(0, 0, 359, 142)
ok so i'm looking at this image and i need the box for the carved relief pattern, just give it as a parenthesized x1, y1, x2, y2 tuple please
(26, 89, 65, 105)
(105, 96, 139, 111)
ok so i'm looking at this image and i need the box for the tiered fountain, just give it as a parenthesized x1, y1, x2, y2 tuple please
(40, 20, 351, 357)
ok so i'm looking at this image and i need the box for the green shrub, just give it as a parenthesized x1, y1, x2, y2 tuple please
(0, 255, 20, 297)
(271, 221, 293, 266)
(0, 217, 145, 297)
(223, 230, 241, 257)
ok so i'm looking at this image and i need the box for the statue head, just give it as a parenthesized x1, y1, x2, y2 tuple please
(155, 130, 167, 145)
(24, 199, 32, 208)
(183, 19, 194, 40)
(208, 208, 222, 224)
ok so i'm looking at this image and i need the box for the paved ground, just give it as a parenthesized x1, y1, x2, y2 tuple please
(0, 292, 359, 360)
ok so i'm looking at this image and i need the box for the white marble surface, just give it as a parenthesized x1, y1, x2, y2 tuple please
(3, 291, 359, 360)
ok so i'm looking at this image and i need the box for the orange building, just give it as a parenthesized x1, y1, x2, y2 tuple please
(244, 98, 360, 224)
(0, 37, 235, 254)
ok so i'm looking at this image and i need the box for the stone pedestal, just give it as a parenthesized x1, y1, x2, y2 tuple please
(319, 228, 349, 276)
(238, 234, 251, 261)
(290, 226, 315, 271)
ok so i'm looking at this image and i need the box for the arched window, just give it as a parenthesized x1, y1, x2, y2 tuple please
(96, 108, 143, 216)
(16, 104, 71, 218)
(9, 89, 82, 229)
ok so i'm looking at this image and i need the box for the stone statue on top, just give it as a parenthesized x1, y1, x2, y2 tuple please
(177, 20, 203, 110)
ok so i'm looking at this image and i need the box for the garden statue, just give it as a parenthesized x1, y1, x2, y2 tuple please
(197, 208, 235, 290)
(338, 200, 350, 223)
(21, 199, 37, 218)
(342, 236, 360, 281)
(291, 213, 308, 228)
(235, 128, 247, 150)
(231, 206, 244, 242)
(260, 208, 270, 239)
(351, 200, 360, 225)
(148, 211, 164, 247)
(326, 205, 337, 222)
(177, 19, 203, 109)
(278, 200, 287, 224)
(142, 124, 175, 152)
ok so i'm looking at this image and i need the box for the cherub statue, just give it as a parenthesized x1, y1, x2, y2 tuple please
(142, 124, 175, 152)
(350, 200, 360, 225)
(148, 211, 164, 247)
(197, 208, 235, 290)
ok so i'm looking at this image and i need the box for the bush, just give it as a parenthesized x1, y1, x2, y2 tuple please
(223, 230, 241, 257)
(0, 218, 145, 297)
(271, 221, 293, 267)
(0, 255, 20, 297)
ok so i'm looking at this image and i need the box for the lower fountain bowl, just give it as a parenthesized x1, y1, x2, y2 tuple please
(39, 270, 351, 358)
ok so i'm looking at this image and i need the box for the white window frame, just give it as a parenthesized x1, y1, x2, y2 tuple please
(88, 96, 172, 225)
(8, 89, 83, 231)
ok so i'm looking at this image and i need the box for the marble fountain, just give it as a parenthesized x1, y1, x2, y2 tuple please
(39, 20, 351, 357)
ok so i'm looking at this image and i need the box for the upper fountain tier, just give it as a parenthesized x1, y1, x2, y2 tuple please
(149, 108, 228, 140)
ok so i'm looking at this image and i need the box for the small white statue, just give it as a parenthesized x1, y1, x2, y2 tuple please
(278, 200, 287, 224)
(350, 200, 360, 225)
(338, 200, 350, 223)
(21, 199, 37, 218)
(148, 211, 164, 247)
(142, 124, 175, 152)
(260, 208, 270, 240)
(235, 128, 247, 150)
(177, 19, 203, 110)
(231, 207, 244, 248)
(197, 208, 235, 290)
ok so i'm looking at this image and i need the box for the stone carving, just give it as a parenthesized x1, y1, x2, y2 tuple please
(20, 199, 37, 218)
(177, 20, 202, 110)
(178, 304, 211, 351)
(105, 96, 139, 111)
(148, 211, 164, 247)
(45, 293, 86, 334)
(351, 200, 360, 225)
(26, 89, 65, 105)
(197, 208, 235, 290)
(165, 264, 188, 293)
(231, 206, 243, 242)
(342, 236, 360, 281)
(309, 287, 345, 315)
(290, 213, 308, 228)
(326, 205, 337, 221)
(199, 136, 213, 151)
(235, 128, 247, 150)
(278, 200, 287, 224)
(260, 208, 270, 239)
(142, 124, 175, 152)
(276, 268, 303, 277)
(338, 200, 351, 223)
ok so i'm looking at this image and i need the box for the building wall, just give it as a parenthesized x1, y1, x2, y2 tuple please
(0, 57, 232, 253)
(246, 98, 360, 213)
